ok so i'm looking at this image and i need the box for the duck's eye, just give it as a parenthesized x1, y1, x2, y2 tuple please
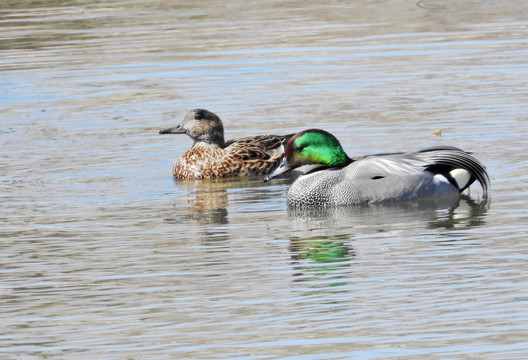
(195, 110, 206, 119)
(296, 144, 307, 152)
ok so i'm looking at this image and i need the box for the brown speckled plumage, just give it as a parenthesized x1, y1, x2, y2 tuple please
(160, 109, 292, 180)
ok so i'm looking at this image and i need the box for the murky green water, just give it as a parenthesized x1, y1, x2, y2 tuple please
(2, 0, 528, 359)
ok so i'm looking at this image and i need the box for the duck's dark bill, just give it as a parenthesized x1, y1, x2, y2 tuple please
(263, 159, 293, 182)
(159, 125, 185, 134)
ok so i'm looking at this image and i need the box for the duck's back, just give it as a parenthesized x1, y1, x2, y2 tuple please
(174, 135, 291, 179)
(286, 153, 461, 206)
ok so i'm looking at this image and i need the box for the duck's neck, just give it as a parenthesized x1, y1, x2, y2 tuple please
(209, 131, 226, 148)
(300, 157, 353, 175)
(312, 147, 351, 167)
(192, 131, 225, 148)
(193, 140, 224, 149)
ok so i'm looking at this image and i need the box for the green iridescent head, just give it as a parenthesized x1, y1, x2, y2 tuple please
(285, 129, 349, 167)
(263, 129, 350, 182)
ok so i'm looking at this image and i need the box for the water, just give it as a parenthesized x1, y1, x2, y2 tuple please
(2, 0, 528, 359)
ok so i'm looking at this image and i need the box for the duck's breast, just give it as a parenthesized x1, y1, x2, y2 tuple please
(173, 147, 224, 179)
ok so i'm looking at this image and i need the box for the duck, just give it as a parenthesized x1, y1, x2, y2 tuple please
(159, 109, 293, 179)
(263, 129, 489, 207)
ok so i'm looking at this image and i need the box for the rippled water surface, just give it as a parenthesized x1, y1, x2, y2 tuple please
(2, 0, 528, 359)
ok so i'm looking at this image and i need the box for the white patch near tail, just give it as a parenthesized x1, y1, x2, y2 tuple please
(450, 168, 471, 190)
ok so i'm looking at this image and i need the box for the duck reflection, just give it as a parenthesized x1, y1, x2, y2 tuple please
(287, 196, 489, 295)
(176, 175, 297, 224)
(291, 236, 354, 263)
(289, 234, 355, 301)
(428, 195, 489, 230)
(165, 176, 295, 243)
(178, 178, 231, 225)
(288, 195, 489, 237)
(162, 179, 229, 243)
(290, 234, 355, 273)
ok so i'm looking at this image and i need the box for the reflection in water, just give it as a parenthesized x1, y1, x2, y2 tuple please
(162, 176, 294, 242)
(428, 195, 490, 230)
(291, 235, 353, 264)
(162, 179, 232, 243)
(289, 234, 355, 296)
(290, 235, 354, 272)
(287, 196, 489, 299)
(180, 179, 231, 225)
(289, 195, 489, 238)
(176, 176, 295, 224)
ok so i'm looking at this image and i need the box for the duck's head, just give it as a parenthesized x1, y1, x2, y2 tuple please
(264, 129, 350, 182)
(159, 109, 225, 147)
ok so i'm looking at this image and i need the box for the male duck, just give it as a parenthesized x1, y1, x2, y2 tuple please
(264, 129, 489, 206)
(159, 109, 293, 179)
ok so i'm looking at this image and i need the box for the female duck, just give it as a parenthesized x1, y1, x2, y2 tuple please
(264, 129, 489, 206)
(160, 109, 292, 179)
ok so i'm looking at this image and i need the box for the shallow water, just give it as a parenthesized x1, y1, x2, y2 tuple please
(2, 0, 528, 359)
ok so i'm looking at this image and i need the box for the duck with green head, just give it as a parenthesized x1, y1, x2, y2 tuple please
(264, 129, 489, 207)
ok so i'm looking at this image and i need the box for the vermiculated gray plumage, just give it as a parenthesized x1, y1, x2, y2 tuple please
(286, 146, 489, 207)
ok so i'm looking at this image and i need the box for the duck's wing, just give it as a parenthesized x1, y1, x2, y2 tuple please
(357, 146, 489, 196)
(414, 147, 489, 196)
(224, 134, 294, 160)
